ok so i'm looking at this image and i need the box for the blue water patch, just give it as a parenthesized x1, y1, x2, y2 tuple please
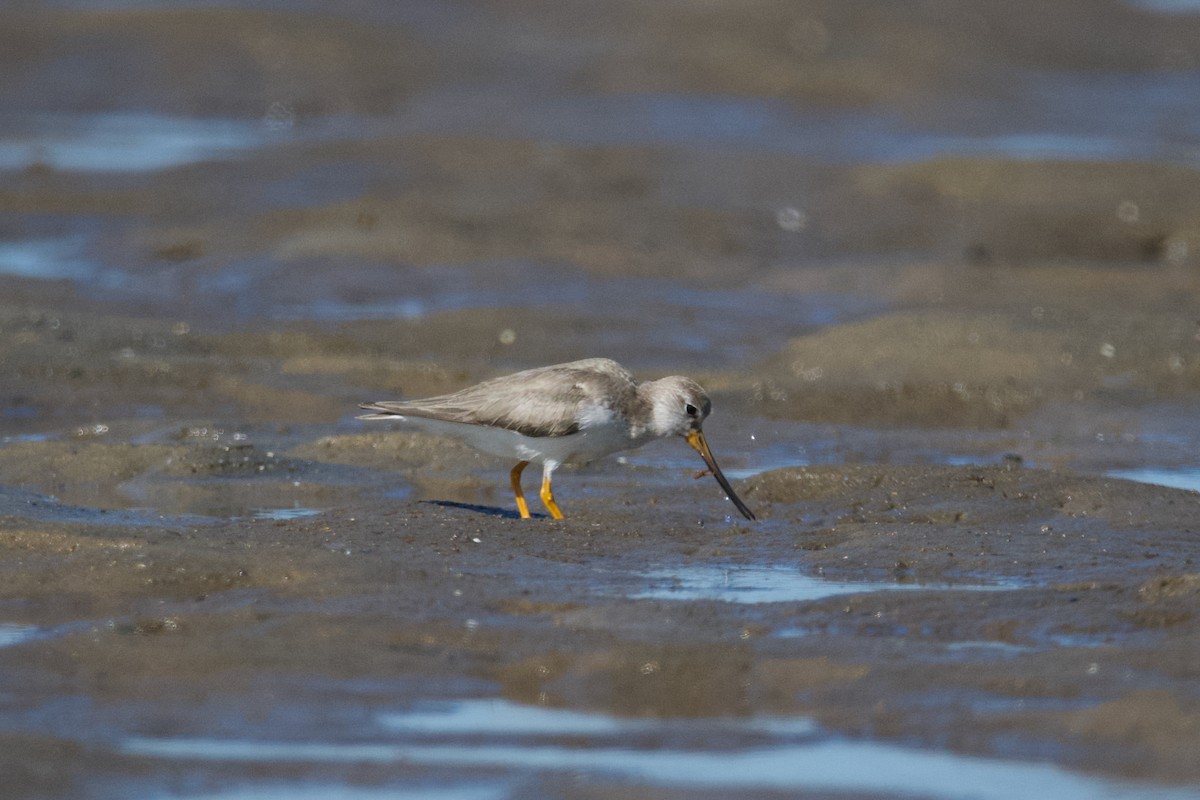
(2, 404, 40, 420)
(0, 623, 40, 649)
(392, 75, 1200, 165)
(144, 786, 505, 800)
(943, 640, 1035, 656)
(1126, 0, 1200, 11)
(252, 507, 324, 521)
(1108, 466, 1200, 493)
(0, 113, 264, 173)
(120, 697, 1200, 800)
(271, 260, 879, 367)
(0, 237, 97, 281)
(0, 620, 98, 648)
(380, 698, 817, 738)
(1, 432, 55, 444)
(631, 565, 1019, 604)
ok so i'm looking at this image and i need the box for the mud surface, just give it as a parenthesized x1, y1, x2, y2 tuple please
(3, 1, 1200, 798)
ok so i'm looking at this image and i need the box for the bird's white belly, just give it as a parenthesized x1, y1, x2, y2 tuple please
(393, 416, 639, 466)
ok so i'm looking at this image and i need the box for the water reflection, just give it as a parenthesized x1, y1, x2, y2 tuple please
(0, 113, 263, 172)
(121, 698, 1200, 800)
(1107, 466, 1200, 493)
(1127, 0, 1200, 11)
(391, 78, 1200, 164)
(0, 623, 40, 648)
(631, 564, 1019, 604)
(378, 698, 818, 738)
(0, 237, 97, 281)
(151, 786, 505, 800)
(252, 507, 324, 521)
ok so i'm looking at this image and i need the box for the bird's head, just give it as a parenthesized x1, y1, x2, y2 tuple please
(644, 376, 755, 521)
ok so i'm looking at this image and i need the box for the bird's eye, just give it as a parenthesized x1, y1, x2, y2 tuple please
(684, 403, 698, 417)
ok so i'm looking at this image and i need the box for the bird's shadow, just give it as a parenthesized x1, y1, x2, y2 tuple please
(422, 500, 549, 520)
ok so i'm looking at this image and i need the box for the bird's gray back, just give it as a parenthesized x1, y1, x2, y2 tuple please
(362, 358, 641, 438)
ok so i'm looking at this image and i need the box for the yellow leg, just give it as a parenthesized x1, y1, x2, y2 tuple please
(540, 472, 564, 520)
(510, 460, 531, 519)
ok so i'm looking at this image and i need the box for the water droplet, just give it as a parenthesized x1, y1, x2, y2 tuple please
(775, 206, 807, 232)
(1099, 343, 1116, 358)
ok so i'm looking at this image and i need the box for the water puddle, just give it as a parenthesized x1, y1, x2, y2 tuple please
(0, 623, 40, 648)
(0, 432, 56, 445)
(121, 698, 1200, 800)
(112, 470, 353, 521)
(252, 507, 324, 521)
(637, 423, 1031, 483)
(1127, 0, 1200, 11)
(377, 698, 817, 738)
(631, 565, 1018, 604)
(0, 113, 265, 173)
(271, 262, 876, 367)
(1107, 466, 1200, 493)
(1044, 632, 1119, 649)
(0, 237, 100, 282)
(145, 786, 504, 800)
(393, 77, 1200, 165)
(0, 620, 99, 649)
(943, 640, 1035, 656)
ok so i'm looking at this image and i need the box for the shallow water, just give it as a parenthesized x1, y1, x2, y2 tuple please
(4, 68, 1196, 182)
(392, 76, 1200, 165)
(1107, 466, 1200, 493)
(0, 623, 39, 649)
(631, 564, 1020, 604)
(0, 113, 265, 173)
(145, 788, 506, 800)
(251, 506, 324, 521)
(121, 698, 1200, 800)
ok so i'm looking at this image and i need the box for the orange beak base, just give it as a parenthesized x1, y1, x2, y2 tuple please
(686, 429, 756, 521)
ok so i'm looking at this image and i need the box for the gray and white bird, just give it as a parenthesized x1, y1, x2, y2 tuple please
(358, 358, 755, 520)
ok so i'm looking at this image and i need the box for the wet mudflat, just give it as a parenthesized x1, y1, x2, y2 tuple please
(3, 1, 1200, 798)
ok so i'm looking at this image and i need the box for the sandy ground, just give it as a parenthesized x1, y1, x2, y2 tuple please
(2, 1, 1200, 798)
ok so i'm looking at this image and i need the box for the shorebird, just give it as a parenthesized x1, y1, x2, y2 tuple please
(358, 358, 755, 520)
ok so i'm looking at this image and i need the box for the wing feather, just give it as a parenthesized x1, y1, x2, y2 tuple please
(358, 358, 637, 438)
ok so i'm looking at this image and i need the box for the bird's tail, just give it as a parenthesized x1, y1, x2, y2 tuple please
(357, 402, 404, 420)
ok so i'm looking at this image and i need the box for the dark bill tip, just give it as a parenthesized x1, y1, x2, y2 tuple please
(686, 430, 756, 521)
